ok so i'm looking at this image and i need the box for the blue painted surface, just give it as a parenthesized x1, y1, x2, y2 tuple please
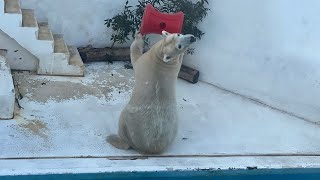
(1, 168, 320, 180)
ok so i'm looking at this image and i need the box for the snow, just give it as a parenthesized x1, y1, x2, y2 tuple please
(0, 62, 319, 175)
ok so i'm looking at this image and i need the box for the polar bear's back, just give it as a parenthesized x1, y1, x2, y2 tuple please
(120, 100, 178, 154)
(115, 36, 182, 154)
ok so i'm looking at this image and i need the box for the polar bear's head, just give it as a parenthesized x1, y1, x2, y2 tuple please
(161, 31, 196, 63)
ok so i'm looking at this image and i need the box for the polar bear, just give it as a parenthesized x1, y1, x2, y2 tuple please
(107, 30, 196, 154)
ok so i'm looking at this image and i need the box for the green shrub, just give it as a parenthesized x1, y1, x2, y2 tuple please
(105, 0, 210, 54)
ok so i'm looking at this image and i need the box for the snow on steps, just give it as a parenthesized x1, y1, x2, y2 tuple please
(0, 0, 84, 76)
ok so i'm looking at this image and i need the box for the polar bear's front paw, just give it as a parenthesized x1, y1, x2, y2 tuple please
(134, 31, 144, 50)
(135, 31, 143, 40)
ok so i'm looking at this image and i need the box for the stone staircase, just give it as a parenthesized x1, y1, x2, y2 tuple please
(0, 0, 84, 76)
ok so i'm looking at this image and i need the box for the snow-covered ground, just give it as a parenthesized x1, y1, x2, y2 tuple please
(0, 62, 319, 176)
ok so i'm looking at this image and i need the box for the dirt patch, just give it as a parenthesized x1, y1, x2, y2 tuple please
(19, 80, 105, 103)
(12, 63, 135, 103)
(19, 119, 49, 138)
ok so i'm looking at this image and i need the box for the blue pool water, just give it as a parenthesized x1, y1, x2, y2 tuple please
(1, 168, 320, 180)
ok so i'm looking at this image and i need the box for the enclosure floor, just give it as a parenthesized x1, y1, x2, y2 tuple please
(1, 62, 319, 175)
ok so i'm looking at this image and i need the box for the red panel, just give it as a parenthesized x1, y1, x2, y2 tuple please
(140, 4, 184, 35)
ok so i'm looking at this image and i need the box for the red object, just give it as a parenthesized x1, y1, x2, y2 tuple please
(140, 4, 184, 35)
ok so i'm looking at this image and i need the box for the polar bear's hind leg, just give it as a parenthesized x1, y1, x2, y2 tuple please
(106, 134, 131, 150)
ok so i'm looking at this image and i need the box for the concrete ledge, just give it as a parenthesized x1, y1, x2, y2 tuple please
(0, 1, 4, 14)
(0, 55, 15, 119)
(1, 156, 320, 176)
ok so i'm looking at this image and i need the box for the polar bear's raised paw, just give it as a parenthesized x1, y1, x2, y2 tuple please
(134, 31, 143, 39)
(130, 31, 145, 67)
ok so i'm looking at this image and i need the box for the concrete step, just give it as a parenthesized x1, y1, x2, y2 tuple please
(50, 46, 84, 76)
(38, 22, 53, 41)
(68, 46, 84, 68)
(0, 55, 15, 120)
(21, 9, 37, 27)
(4, 0, 21, 14)
(1, 2, 85, 77)
(53, 34, 70, 56)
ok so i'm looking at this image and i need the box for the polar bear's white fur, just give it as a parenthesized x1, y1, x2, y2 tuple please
(107, 31, 196, 154)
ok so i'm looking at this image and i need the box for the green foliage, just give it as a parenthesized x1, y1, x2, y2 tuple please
(105, 0, 210, 54)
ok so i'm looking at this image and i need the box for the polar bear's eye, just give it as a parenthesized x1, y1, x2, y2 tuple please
(177, 34, 180, 37)
(178, 45, 182, 49)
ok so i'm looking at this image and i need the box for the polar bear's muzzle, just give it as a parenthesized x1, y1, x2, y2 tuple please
(190, 36, 196, 43)
(176, 34, 196, 50)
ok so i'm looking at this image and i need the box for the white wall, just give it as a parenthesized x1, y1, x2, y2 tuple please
(21, 0, 128, 48)
(20, 0, 320, 123)
(184, 0, 320, 123)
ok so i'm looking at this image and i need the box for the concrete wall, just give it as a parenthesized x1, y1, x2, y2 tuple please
(0, 55, 15, 119)
(183, 0, 320, 123)
(0, 30, 38, 71)
(20, 0, 320, 122)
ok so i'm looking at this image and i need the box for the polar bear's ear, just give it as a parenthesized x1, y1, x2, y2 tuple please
(163, 54, 173, 63)
(162, 31, 170, 37)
